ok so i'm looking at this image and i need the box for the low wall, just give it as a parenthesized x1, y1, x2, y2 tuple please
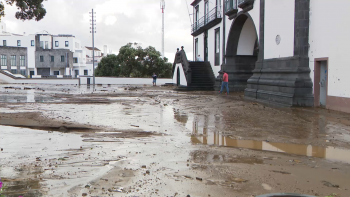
(0, 70, 80, 84)
(79, 77, 172, 85)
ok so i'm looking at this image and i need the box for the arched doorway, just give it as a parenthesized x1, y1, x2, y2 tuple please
(177, 67, 180, 86)
(224, 13, 258, 91)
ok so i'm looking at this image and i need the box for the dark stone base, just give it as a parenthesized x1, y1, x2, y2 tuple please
(244, 56, 314, 106)
(216, 55, 257, 92)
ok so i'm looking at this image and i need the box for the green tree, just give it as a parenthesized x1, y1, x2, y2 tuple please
(95, 54, 120, 77)
(96, 43, 172, 78)
(0, 0, 47, 21)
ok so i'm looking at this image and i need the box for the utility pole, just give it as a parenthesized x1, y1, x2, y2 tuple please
(160, 0, 165, 58)
(89, 9, 96, 86)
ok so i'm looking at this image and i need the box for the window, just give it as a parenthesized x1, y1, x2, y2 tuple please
(65, 41, 69, 47)
(31, 40, 34, 46)
(11, 69, 17, 74)
(45, 41, 48, 49)
(195, 38, 198, 60)
(84, 69, 88, 75)
(40, 41, 44, 48)
(51, 56, 54, 62)
(1, 55, 6, 66)
(204, 0, 209, 23)
(20, 56, 25, 67)
(3, 40, 6, 46)
(61, 55, 65, 62)
(73, 57, 78, 63)
(53, 71, 59, 75)
(11, 55, 16, 66)
(55, 41, 59, 47)
(40, 56, 44, 62)
(20, 69, 26, 76)
(17, 40, 21, 46)
(215, 28, 220, 66)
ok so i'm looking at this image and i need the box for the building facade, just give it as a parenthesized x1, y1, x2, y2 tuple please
(190, 0, 350, 113)
(0, 46, 28, 76)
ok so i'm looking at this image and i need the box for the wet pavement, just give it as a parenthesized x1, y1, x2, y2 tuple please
(0, 84, 350, 196)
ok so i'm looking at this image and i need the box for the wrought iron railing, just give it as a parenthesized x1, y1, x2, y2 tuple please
(191, 6, 221, 34)
(225, 0, 237, 13)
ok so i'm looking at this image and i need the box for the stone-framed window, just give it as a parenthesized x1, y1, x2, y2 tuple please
(214, 27, 220, 66)
(55, 41, 59, 47)
(61, 55, 65, 62)
(11, 69, 17, 74)
(84, 69, 88, 75)
(65, 41, 69, 47)
(3, 40, 6, 46)
(31, 40, 35, 46)
(40, 41, 44, 48)
(51, 56, 54, 62)
(40, 56, 44, 62)
(20, 56, 25, 67)
(73, 57, 78, 63)
(45, 41, 49, 49)
(1, 55, 6, 66)
(10, 55, 16, 66)
(17, 40, 21, 46)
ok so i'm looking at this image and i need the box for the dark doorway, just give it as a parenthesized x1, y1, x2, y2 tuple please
(87, 78, 91, 85)
(314, 58, 328, 108)
(225, 13, 258, 91)
(177, 67, 180, 86)
(204, 30, 208, 61)
(37, 68, 50, 76)
(30, 71, 34, 78)
(74, 70, 79, 78)
(53, 71, 59, 75)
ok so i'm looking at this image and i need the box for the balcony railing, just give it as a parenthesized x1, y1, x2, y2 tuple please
(225, 0, 238, 19)
(191, 6, 222, 35)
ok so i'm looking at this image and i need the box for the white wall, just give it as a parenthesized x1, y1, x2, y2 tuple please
(0, 72, 79, 84)
(39, 35, 52, 49)
(309, 0, 350, 98)
(79, 76, 172, 85)
(264, 0, 295, 59)
(237, 19, 257, 55)
(172, 63, 187, 86)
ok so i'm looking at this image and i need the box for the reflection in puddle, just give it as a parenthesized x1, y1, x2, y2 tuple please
(190, 116, 350, 164)
(192, 134, 350, 163)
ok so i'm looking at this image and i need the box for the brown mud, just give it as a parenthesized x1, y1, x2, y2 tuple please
(0, 84, 350, 197)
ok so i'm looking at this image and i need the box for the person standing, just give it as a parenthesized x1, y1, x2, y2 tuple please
(219, 70, 229, 95)
(152, 73, 157, 86)
(197, 54, 203, 61)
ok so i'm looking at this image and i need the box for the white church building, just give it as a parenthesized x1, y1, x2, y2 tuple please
(177, 0, 350, 113)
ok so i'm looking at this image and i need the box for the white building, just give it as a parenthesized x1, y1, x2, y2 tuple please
(182, 0, 350, 113)
(0, 24, 92, 77)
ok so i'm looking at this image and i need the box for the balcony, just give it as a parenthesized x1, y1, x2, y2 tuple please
(238, 0, 255, 12)
(225, 0, 238, 20)
(191, 6, 222, 37)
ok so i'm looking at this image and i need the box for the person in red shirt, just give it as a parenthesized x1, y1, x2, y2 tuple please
(219, 70, 229, 95)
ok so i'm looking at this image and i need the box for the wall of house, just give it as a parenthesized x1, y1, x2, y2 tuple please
(0, 47, 28, 76)
(264, 0, 295, 59)
(0, 34, 36, 70)
(309, 0, 350, 111)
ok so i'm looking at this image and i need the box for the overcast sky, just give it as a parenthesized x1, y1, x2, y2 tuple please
(2, 0, 194, 61)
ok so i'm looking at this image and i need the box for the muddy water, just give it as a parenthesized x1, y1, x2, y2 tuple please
(187, 113, 350, 163)
(1, 84, 350, 196)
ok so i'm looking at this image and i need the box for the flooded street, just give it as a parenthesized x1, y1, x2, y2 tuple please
(0, 84, 350, 196)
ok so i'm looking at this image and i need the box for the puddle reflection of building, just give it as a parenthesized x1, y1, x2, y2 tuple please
(174, 110, 188, 124)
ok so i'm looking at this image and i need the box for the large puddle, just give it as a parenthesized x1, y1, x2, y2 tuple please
(185, 113, 350, 164)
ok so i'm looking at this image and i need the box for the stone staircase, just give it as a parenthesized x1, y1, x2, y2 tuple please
(176, 61, 215, 91)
